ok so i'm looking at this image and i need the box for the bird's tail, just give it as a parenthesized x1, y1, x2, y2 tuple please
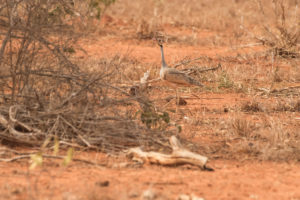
(188, 76, 204, 87)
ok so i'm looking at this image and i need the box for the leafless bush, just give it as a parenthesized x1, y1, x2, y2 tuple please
(253, 0, 300, 58)
(0, 0, 175, 153)
(259, 117, 300, 161)
(275, 99, 300, 112)
(225, 114, 300, 161)
(0, 0, 81, 103)
(231, 115, 257, 138)
(241, 100, 263, 112)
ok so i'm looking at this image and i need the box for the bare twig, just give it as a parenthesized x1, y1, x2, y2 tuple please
(0, 154, 106, 167)
(59, 115, 92, 147)
(0, 27, 12, 63)
(172, 57, 207, 68)
(271, 85, 300, 93)
(184, 63, 222, 74)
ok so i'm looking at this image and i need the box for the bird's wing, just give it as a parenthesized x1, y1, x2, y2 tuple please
(164, 68, 203, 86)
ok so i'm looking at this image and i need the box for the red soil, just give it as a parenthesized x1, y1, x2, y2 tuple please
(1, 153, 300, 200)
(1, 13, 299, 200)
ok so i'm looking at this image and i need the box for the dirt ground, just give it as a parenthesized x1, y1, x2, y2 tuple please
(1, 153, 300, 200)
(1, 0, 300, 200)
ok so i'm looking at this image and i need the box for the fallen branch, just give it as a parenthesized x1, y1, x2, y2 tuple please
(271, 85, 300, 93)
(127, 136, 210, 170)
(256, 85, 300, 95)
(183, 63, 221, 74)
(172, 56, 208, 68)
(0, 154, 105, 167)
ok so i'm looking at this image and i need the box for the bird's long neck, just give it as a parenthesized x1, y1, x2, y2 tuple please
(160, 45, 167, 68)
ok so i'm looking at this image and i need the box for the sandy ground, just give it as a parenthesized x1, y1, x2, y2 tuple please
(1, 35, 299, 200)
(1, 153, 300, 200)
(1, 1, 300, 199)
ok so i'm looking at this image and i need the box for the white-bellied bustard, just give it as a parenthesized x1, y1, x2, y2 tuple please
(157, 39, 203, 108)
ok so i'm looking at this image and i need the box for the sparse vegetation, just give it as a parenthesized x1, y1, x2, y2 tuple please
(253, 0, 300, 58)
(241, 100, 263, 112)
(230, 115, 257, 138)
(0, 0, 300, 199)
(218, 71, 235, 89)
(0, 0, 174, 153)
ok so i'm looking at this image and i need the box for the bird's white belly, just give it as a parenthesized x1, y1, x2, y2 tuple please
(160, 67, 165, 80)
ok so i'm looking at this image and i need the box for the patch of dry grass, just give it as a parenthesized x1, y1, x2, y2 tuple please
(95, 0, 300, 162)
(222, 113, 300, 161)
(1, 0, 299, 163)
(241, 100, 263, 113)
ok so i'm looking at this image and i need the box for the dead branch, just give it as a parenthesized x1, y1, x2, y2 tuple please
(257, 85, 300, 95)
(0, 27, 12, 63)
(271, 85, 300, 93)
(0, 1, 181, 154)
(59, 115, 92, 147)
(0, 114, 8, 128)
(0, 154, 106, 167)
(127, 136, 209, 170)
(183, 63, 221, 74)
(8, 106, 43, 135)
(172, 56, 209, 68)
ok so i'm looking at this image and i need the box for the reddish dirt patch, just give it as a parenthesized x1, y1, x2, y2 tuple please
(1, 2, 300, 200)
(1, 152, 300, 200)
(1, 33, 299, 199)
(76, 36, 266, 65)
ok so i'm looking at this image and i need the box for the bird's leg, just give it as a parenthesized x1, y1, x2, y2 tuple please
(176, 88, 179, 113)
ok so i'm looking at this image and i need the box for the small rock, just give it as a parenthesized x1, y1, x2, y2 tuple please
(11, 188, 21, 195)
(177, 194, 190, 200)
(191, 194, 205, 200)
(128, 191, 139, 198)
(95, 180, 110, 187)
(111, 162, 130, 168)
(141, 189, 156, 200)
(177, 194, 205, 200)
(178, 97, 187, 105)
(62, 192, 78, 200)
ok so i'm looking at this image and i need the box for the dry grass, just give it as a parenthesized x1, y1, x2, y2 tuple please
(200, 113, 300, 161)
(241, 100, 263, 112)
(231, 115, 257, 138)
(106, 0, 299, 49)
(251, 0, 300, 58)
(1, 0, 300, 162)
(0, 0, 180, 154)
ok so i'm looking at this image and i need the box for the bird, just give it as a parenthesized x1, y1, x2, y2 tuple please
(157, 39, 203, 106)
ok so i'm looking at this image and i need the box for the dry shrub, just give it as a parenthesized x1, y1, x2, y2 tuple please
(241, 101, 263, 112)
(252, 0, 300, 58)
(259, 117, 300, 161)
(272, 66, 283, 82)
(294, 101, 300, 112)
(225, 114, 300, 161)
(67, 0, 117, 32)
(218, 71, 235, 89)
(0, 0, 176, 153)
(106, 0, 252, 46)
(108, 0, 246, 30)
(136, 19, 161, 40)
(275, 99, 300, 112)
(105, 0, 297, 48)
(101, 55, 155, 83)
(231, 115, 257, 138)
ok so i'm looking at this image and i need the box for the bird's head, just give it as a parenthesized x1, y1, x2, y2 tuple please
(157, 38, 164, 47)
(155, 33, 165, 47)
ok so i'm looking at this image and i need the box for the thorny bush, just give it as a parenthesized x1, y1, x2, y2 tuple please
(0, 0, 175, 153)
